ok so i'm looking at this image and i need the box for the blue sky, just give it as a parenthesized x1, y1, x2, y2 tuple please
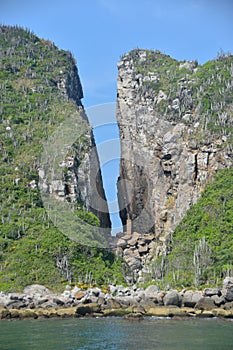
(1, 0, 233, 233)
(1, 0, 233, 106)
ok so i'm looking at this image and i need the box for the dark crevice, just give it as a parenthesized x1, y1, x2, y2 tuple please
(164, 170, 171, 177)
(162, 154, 172, 161)
(194, 154, 198, 181)
(206, 152, 210, 168)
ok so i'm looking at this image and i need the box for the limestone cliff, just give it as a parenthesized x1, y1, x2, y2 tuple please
(117, 49, 233, 240)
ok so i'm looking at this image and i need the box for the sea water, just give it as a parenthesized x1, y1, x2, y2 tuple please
(0, 317, 232, 350)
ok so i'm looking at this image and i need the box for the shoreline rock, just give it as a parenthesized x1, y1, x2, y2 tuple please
(1, 278, 233, 321)
(1, 305, 232, 321)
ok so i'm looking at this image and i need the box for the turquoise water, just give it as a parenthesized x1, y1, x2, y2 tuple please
(0, 317, 232, 350)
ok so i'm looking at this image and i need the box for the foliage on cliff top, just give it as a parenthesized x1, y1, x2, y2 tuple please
(149, 168, 233, 288)
(0, 25, 123, 292)
(123, 48, 233, 150)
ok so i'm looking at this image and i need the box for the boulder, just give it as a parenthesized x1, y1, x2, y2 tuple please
(0, 292, 10, 307)
(223, 286, 233, 302)
(61, 298, 74, 307)
(211, 295, 225, 306)
(182, 291, 202, 307)
(195, 297, 215, 311)
(124, 256, 142, 269)
(70, 286, 81, 296)
(204, 288, 221, 297)
(115, 297, 133, 308)
(144, 285, 159, 298)
(103, 298, 121, 310)
(40, 301, 58, 309)
(136, 290, 145, 300)
(81, 295, 98, 304)
(221, 301, 233, 310)
(163, 290, 181, 307)
(6, 301, 28, 309)
(118, 287, 132, 296)
(118, 296, 132, 305)
(109, 285, 118, 294)
(62, 290, 71, 298)
(97, 291, 106, 299)
(222, 277, 233, 302)
(76, 303, 100, 316)
(115, 232, 125, 239)
(222, 277, 233, 289)
(52, 298, 65, 306)
(119, 233, 131, 241)
(73, 291, 85, 300)
(124, 248, 140, 259)
(157, 292, 166, 305)
(140, 234, 155, 243)
(10, 293, 25, 301)
(115, 285, 127, 295)
(89, 288, 101, 297)
(35, 297, 49, 306)
(97, 296, 106, 306)
(138, 245, 149, 254)
(23, 284, 53, 296)
(140, 298, 158, 311)
(0, 299, 11, 308)
(124, 312, 144, 320)
(148, 242, 157, 251)
(128, 232, 140, 246)
(117, 239, 128, 248)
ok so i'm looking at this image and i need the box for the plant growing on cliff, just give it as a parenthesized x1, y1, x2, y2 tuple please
(193, 237, 212, 287)
(148, 168, 233, 288)
(130, 48, 233, 147)
(0, 25, 123, 292)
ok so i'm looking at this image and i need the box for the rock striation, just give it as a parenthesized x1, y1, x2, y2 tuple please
(117, 49, 233, 238)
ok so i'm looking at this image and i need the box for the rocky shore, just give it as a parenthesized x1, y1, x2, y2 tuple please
(0, 278, 233, 320)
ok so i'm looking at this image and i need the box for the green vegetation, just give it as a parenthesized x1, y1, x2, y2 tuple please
(130, 48, 233, 149)
(0, 25, 124, 292)
(125, 49, 233, 289)
(1, 28, 232, 292)
(148, 168, 233, 289)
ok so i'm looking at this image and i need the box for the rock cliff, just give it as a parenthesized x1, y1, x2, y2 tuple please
(117, 49, 233, 240)
(38, 53, 111, 233)
(0, 26, 114, 291)
(1, 25, 111, 233)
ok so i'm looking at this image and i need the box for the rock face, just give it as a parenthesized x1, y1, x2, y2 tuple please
(37, 41, 111, 233)
(0, 26, 112, 291)
(117, 49, 233, 238)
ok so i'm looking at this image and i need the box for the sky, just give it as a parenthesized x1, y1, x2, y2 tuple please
(1, 0, 233, 233)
